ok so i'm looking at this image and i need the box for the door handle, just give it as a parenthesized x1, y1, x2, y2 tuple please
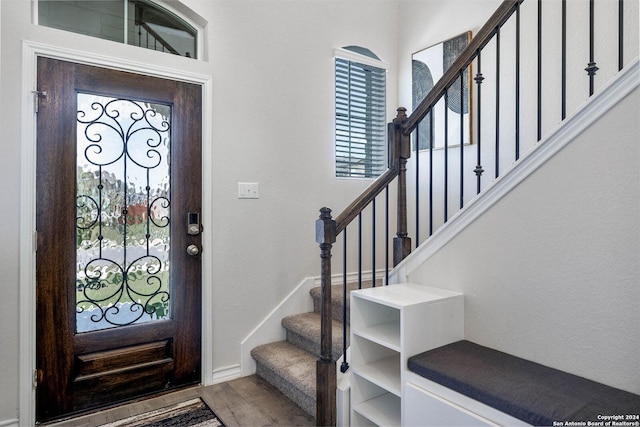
(186, 244, 200, 256)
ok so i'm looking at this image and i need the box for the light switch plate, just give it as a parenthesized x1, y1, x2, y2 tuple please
(238, 182, 259, 199)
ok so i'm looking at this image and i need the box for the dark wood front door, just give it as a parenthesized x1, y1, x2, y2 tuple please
(35, 57, 202, 422)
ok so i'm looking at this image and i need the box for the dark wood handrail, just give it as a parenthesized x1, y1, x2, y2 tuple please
(402, 0, 524, 135)
(335, 167, 397, 233)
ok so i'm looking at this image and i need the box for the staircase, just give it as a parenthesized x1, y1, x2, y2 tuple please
(250, 280, 374, 418)
(251, 0, 635, 424)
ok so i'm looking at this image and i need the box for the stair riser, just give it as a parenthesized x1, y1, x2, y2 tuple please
(255, 362, 315, 418)
(286, 330, 344, 360)
(312, 297, 350, 325)
(310, 281, 380, 323)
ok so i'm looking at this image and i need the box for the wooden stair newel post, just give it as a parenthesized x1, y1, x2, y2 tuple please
(315, 207, 337, 426)
(393, 107, 412, 266)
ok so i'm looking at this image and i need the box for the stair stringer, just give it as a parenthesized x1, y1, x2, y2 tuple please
(389, 58, 639, 286)
(240, 276, 316, 376)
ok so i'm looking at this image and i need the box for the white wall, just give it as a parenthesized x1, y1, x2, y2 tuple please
(398, 0, 501, 110)
(202, 0, 400, 375)
(0, 0, 399, 422)
(406, 85, 640, 394)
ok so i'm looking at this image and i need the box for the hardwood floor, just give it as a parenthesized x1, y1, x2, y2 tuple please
(47, 375, 315, 427)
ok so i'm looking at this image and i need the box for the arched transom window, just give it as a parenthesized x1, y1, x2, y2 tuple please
(38, 0, 199, 59)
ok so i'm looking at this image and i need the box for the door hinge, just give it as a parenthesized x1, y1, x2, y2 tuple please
(33, 369, 42, 389)
(34, 231, 38, 253)
(32, 90, 48, 113)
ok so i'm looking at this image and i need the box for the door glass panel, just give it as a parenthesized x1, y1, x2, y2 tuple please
(76, 93, 171, 333)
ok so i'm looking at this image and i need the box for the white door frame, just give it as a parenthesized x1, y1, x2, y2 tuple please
(19, 41, 214, 427)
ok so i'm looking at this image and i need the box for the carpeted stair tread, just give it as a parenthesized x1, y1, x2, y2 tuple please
(282, 312, 348, 359)
(251, 341, 316, 417)
(251, 341, 317, 391)
(309, 280, 378, 304)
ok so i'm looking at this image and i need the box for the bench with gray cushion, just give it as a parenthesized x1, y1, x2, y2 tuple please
(407, 340, 640, 426)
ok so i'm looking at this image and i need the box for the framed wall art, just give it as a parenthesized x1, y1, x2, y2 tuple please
(412, 31, 472, 150)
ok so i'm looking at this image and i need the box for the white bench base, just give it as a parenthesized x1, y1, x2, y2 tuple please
(403, 371, 530, 426)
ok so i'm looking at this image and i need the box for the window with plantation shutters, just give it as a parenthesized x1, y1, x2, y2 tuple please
(335, 48, 387, 178)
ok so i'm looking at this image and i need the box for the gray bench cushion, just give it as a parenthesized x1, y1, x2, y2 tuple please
(408, 340, 640, 426)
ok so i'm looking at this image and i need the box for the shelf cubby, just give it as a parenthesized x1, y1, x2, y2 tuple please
(349, 283, 464, 426)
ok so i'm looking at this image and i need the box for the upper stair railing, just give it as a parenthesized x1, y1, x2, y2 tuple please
(315, 0, 633, 424)
(134, 21, 181, 56)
